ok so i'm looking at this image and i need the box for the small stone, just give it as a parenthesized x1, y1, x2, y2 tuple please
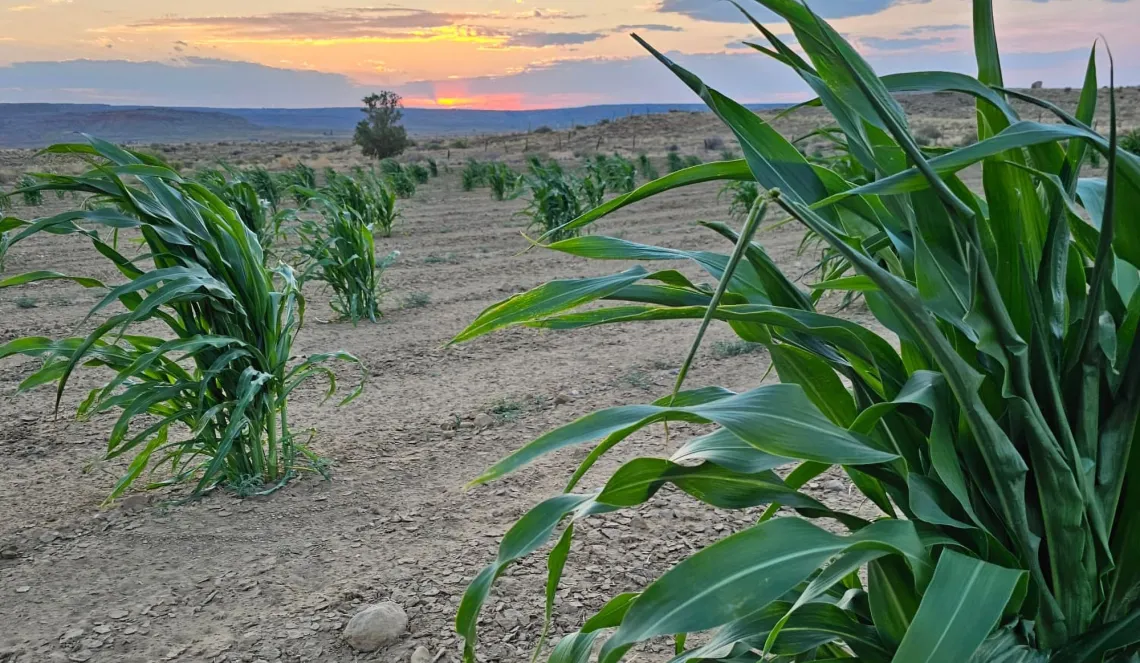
(119, 494, 150, 513)
(0, 547, 18, 559)
(15, 586, 30, 593)
(108, 609, 129, 620)
(473, 413, 494, 429)
(410, 646, 432, 663)
(256, 644, 281, 661)
(61, 629, 85, 643)
(69, 652, 92, 663)
(343, 602, 407, 652)
(553, 393, 570, 405)
(39, 531, 59, 544)
(93, 625, 111, 635)
(823, 480, 846, 493)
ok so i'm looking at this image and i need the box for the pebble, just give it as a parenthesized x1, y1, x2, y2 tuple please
(108, 609, 129, 620)
(15, 586, 30, 594)
(39, 531, 59, 544)
(410, 646, 432, 663)
(473, 413, 494, 429)
(553, 393, 570, 405)
(61, 629, 85, 644)
(343, 602, 407, 652)
(823, 480, 846, 493)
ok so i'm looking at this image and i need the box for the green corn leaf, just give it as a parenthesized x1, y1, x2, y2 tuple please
(890, 551, 1024, 663)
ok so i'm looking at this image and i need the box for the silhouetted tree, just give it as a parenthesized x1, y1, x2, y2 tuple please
(353, 92, 409, 160)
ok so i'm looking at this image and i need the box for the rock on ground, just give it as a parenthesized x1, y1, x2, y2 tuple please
(343, 602, 408, 653)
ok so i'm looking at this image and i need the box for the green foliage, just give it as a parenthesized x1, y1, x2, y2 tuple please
(407, 162, 431, 185)
(403, 291, 431, 309)
(462, 159, 489, 191)
(0, 230, 10, 272)
(17, 174, 43, 207)
(636, 153, 659, 181)
(487, 162, 521, 201)
(192, 168, 288, 255)
(14, 295, 36, 309)
(711, 339, 764, 358)
(426, 158, 439, 178)
(353, 91, 410, 160)
(451, 3, 1140, 662)
(321, 169, 400, 238)
(519, 158, 586, 242)
(379, 161, 416, 199)
(683, 154, 703, 168)
(281, 162, 317, 205)
(241, 166, 282, 212)
(666, 151, 685, 173)
(297, 192, 396, 323)
(719, 180, 759, 221)
(1123, 128, 1140, 155)
(588, 154, 637, 194)
(0, 137, 362, 499)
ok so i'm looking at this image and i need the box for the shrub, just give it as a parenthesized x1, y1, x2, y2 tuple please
(533, 125, 554, 134)
(297, 194, 397, 323)
(450, 138, 470, 149)
(450, 3, 1140, 662)
(0, 138, 363, 499)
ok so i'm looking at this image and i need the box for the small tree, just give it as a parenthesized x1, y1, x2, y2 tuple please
(353, 92, 410, 160)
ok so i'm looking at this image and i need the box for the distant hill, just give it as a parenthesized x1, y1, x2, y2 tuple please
(0, 102, 786, 148)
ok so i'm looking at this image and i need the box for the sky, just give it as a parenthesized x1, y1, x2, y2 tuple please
(0, 0, 1137, 109)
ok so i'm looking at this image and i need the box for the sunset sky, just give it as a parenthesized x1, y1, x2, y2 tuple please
(0, 0, 1137, 109)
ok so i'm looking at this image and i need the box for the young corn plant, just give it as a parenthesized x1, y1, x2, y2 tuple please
(519, 158, 584, 242)
(282, 162, 317, 205)
(193, 169, 288, 255)
(487, 162, 522, 201)
(407, 163, 431, 185)
(322, 170, 400, 238)
(636, 153, 659, 181)
(719, 180, 759, 221)
(17, 174, 43, 207)
(0, 229, 10, 272)
(0, 137, 363, 499)
(665, 150, 685, 173)
(451, 2, 1140, 661)
(462, 159, 489, 191)
(241, 166, 282, 213)
(297, 194, 397, 323)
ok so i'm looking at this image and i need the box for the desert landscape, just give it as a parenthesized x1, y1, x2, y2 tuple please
(2, 76, 1140, 663)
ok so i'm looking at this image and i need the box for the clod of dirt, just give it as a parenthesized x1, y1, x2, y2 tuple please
(553, 393, 570, 405)
(473, 413, 494, 429)
(343, 602, 407, 652)
(823, 480, 846, 493)
(410, 645, 432, 663)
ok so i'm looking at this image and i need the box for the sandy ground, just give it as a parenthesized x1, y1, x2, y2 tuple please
(0, 89, 1133, 663)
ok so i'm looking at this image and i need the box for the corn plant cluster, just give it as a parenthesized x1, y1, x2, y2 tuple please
(586, 154, 638, 195)
(0, 138, 363, 499)
(462, 159, 491, 191)
(451, 1, 1140, 661)
(292, 168, 400, 323)
(380, 159, 417, 198)
(17, 174, 43, 207)
(518, 158, 590, 242)
(193, 166, 290, 255)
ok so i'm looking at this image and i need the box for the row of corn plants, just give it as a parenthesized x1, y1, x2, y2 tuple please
(450, 0, 1140, 661)
(0, 138, 365, 500)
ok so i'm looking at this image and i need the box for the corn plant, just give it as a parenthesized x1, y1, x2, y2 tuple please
(1123, 128, 1140, 155)
(519, 158, 584, 242)
(487, 162, 521, 201)
(719, 180, 759, 221)
(384, 164, 416, 199)
(407, 162, 430, 185)
(0, 137, 363, 499)
(0, 230, 10, 272)
(462, 159, 489, 191)
(193, 169, 288, 255)
(636, 154, 659, 181)
(297, 192, 396, 323)
(242, 166, 282, 213)
(665, 150, 685, 173)
(451, 2, 1140, 661)
(321, 170, 399, 238)
(17, 175, 43, 207)
(588, 154, 637, 194)
(282, 163, 317, 205)
(427, 158, 439, 178)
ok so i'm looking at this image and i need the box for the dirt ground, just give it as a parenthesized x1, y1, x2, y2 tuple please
(0, 90, 1134, 663)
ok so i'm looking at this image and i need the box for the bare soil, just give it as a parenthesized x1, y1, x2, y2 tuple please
(0, 90, 1133, 663)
